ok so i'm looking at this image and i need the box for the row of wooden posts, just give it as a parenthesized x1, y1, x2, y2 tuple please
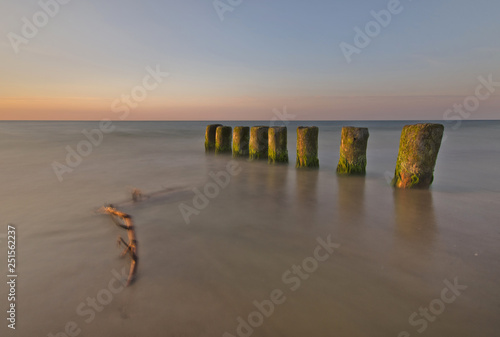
(205, 123, 444, 189)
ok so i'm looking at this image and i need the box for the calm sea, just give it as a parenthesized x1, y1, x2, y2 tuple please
(0, 120, 499, 337)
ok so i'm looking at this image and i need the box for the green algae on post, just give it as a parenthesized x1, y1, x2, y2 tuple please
(391, 123, 444, 189)
(249, 126, 269, 160)
(296, 126, 319, 168)
(268, 127, 288, 164)
(205, 124, 222, 152)
(215, 126, 232, 154)
(336, 127, 369, 175)
(232, 126, 250, 158)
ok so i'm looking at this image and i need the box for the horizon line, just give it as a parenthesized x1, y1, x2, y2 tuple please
(1, 118, 499, 122)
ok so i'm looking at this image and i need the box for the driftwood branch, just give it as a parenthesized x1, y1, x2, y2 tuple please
(99, 205, 138, 286)
(94, 186, 189, 286)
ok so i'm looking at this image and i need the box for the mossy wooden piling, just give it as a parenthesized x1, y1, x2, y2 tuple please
(391, 123, 444, 189)
(268, 127, 288, 164)
(205, 124, 222, 152)
(337, 127, 369, 175)
(249, 126, 269, 160)
(215, 126, 232, 154)
(233, 126, 250, 158)
(296, 126, 319, 168)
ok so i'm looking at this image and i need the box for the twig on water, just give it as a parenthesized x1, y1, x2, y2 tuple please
(98, 205, 138, 286)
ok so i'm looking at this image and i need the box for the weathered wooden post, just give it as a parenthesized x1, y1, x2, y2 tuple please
(249, 126, 269, 160)
(296, 126, 319, 168)
(215, 126, 232, 154)
(336, 127, 369, 175)
(268, 127, 288, 164)
(391, 123, 444, 189)
(232, 126, 250, 158)
(205, 124, 222, 152)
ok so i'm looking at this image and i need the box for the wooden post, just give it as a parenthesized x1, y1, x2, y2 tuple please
(249, 126, 269, 160)
(233, 126, 250, 158)
(215, 126, 232, 154)
(392, 123, 444, 189)
(296, 126, 319, 168)
(268, 127, 288, 164)
(205, 124, 222, 152)
(336, 127, 369, 175)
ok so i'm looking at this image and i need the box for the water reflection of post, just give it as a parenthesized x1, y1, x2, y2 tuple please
(295, 169, 319, 227)
(393, 189, 437, 243)
(336, 175, 366, 226)
(266, 165, 289, 208)
(244, 161, 268, 196)
(241, 163, 290, 216)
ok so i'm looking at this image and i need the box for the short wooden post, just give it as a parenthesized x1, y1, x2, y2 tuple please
(336, 127, 369, 175)
(215, 126, 232, 154)
(268, 127, 288, 164)
(249, 126, 269, 160)
(233, 126, 250, 158)
(205, 124, 222, 152)
(296, 126, 319, 168)
(392, 123, 444, 189)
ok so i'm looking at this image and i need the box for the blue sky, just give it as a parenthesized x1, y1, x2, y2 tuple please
(0, 0, 499, 120)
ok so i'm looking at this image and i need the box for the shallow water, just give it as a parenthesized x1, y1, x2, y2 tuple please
(0, 120, 499, 337)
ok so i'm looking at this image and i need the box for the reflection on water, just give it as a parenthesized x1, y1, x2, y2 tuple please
(266, 164, 289, 205)
(393, 189, 437, 244)
(294, 169, 319, 227)
(337, 175, 366, 226)
(389, 189, 438, 282)
(244, 159, 268, 194)
(295, 169, 319, 206)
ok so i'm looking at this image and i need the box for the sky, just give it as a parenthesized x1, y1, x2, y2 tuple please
(0, 0, 499, 120)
